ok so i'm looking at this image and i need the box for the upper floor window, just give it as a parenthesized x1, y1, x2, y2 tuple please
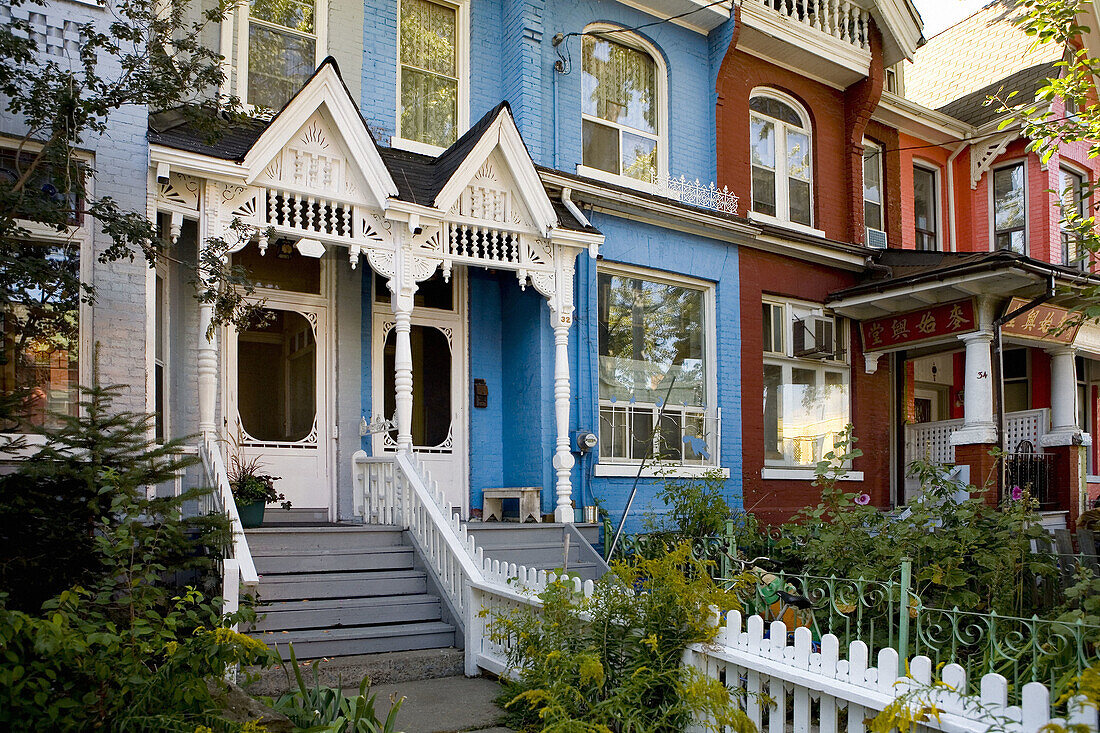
(581, 31, 664, 185)
(245, 0, 321, 110)
(913, 164, 938, 251)
(1060, 166, 1086, 269)
(596, 267, 717, 467)
(993, 162, 1026, 253)
(750, 91, 812, 226)
(862, 142, 883, 233)
(398, 0, 461, 149)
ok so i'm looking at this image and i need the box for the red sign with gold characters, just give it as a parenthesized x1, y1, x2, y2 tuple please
(859, 298, 977, 351)
(1000, 298, 1080, 344)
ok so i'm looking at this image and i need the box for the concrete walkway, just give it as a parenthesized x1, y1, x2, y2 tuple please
(351, 675, 514, 733)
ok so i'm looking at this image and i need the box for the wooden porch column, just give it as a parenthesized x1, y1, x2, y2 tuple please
(390, 286, 415, 453)
(1041, 346, 1088, 447)
(197, 182, 219, 435)
(551, 305, 575, 523)
(950, 329, 997, 448)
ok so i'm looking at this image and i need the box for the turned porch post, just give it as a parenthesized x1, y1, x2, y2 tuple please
(389, 277, 416, 454)
(197, 182, 219, 435)
(551, 305, 575, 523)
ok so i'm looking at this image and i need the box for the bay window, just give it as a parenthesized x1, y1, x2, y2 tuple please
(597, 268, 716, 466)
(581, 31, 664, 185)
(1, 239, 81, 432)
(993, 162, 1026, 253)
(245, 0, 320, 110)
(762, 299, 850, 467)
(913, 164, 938, 251)
(750, 91, 812, 226)
(398, 0, 460, 149)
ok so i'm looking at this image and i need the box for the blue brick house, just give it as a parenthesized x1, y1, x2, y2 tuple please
(149, 0, 753, 534)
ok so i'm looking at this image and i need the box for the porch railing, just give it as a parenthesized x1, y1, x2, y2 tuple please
(905, 408, 1050, 466)
(748, 0, 872, 50)
(199, 433, 258, 623)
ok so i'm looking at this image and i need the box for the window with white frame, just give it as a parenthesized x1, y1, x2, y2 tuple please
(1, 239, 81, 432)
(863, 141, 883, 232)
(762, 299, 850, 467)
(750, 91, 812, 226)
(244, 0, 321, 110)
(1060, 166, 1086, 269)
(993, 162, 1026, 253)
(581, 31, 663, 184)
(398, 0, 461, 149)
(913, 164, 938, 251)
(597, 268, 717, 466)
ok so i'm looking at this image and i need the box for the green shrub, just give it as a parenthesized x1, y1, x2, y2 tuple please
(492, 543, 754, 733)
(644, 467, 733, 538)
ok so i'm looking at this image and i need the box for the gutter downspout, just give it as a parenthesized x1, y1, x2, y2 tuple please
(561, 188, 593, 513)
(946, 141, 968, 252)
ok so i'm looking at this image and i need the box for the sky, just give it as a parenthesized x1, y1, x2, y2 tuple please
(913, 0, 992, 37)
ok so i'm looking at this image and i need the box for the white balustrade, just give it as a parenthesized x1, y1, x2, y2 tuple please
(906, 409, 1050, 466)
(751, 0, 871, 50)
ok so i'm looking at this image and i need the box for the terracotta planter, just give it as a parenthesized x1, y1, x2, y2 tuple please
(238, 500, 266, 528)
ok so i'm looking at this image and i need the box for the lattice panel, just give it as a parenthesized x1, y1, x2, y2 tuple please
(1004, 408, 1048, 452)
(905, 418, 963, 465)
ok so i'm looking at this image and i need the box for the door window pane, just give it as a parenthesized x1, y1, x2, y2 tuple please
(1, 240, 80, 432)
(238, 309, 317, 443)
(993, 163, 1026, 253)
(400, 0, 458, 147)
(383, 324, 452, 448)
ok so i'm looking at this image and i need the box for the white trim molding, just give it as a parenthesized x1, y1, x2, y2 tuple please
(761, 468, 864, 481)
(595, 464, 731, 479)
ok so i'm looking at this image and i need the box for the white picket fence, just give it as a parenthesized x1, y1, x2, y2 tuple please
(354, 452, 1099, 732)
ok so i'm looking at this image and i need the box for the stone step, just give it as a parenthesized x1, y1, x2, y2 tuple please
(243, 648, 465, 696)
(253, 546, 414, 575)
(252, 621, 457, 658)
(252, 594, 443, 632)
(256, 569, 428, 602)
(245, 525, 404, 553)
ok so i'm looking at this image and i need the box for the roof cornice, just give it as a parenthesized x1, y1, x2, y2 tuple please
(874, 92, 974, 141)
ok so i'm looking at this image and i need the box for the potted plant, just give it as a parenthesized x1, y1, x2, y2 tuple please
(227, 456, 290, 528)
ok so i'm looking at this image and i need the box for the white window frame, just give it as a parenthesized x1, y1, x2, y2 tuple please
(593, 263, 724, 478)
(576, 23, 669, 195)
(990, 158, 1028, 254)
(862, 139, 884, 232)
(912, 161, 940, 252)
(1059, 163, 1088, 270)
(235, 0, 329, 110)
(761, 296, 858, 477)
(748, 87, 816, 231)
(0, 143, 93, 444)
(392, 0, 470, 156)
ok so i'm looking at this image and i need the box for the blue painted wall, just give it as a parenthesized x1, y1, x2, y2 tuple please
(360, 0, 733, 184)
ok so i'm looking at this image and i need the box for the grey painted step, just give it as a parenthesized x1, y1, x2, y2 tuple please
(252, 621, 456, 658)
(260, 507, 330, 525)
(252, 594, 443, 632)
(254, 546, 414, 575)
(465, 523, 599, 547)
(256, 569, 427, 602)
(246, 526, 404, 553)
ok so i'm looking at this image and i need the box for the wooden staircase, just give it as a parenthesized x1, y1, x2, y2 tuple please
(245, 526, 458, 659)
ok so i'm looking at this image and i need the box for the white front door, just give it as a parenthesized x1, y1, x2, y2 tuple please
(370, 272, 468, 517)
(226, 297, 333, 516)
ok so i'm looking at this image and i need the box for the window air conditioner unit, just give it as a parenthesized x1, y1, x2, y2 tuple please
(865, 227, 888, 249)
(793, 315, 835, 359)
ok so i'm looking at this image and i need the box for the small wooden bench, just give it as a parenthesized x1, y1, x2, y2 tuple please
(483, 487, 542, 523)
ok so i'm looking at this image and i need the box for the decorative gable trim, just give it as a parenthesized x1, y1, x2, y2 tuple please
(432, 108, 558, 235)
(971, 130, 1018, 189)
(241, 60, 398, 209)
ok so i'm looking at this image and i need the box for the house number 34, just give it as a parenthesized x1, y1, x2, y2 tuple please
(976, 371, 988, 379)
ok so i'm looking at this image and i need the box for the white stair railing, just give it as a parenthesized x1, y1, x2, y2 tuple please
(200, 433, 259, 622)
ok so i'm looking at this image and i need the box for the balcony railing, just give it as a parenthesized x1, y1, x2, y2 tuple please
(750, 0, 872, 50)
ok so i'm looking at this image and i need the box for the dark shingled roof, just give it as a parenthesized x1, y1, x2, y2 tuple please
(148, 98, 596, 233)
(936, 61, 1061, 126)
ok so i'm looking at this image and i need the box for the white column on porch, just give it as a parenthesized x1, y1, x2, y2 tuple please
(1041, 346, 1090, 447)
(390, 285, 415, 453)
(197, 182, 219, 435)
(551, 306, 575, 523)
(950, 329, 997, 446)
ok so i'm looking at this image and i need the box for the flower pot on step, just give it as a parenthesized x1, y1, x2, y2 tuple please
(238, 500, 266, 528)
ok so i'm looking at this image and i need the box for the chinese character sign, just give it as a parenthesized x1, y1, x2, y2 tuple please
(1000, 298, 1080, 344)
(859, 299, 977, 351)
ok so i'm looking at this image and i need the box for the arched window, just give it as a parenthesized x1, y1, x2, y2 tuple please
(749, 91, 813, 226)
(580, 27, 667, 185)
